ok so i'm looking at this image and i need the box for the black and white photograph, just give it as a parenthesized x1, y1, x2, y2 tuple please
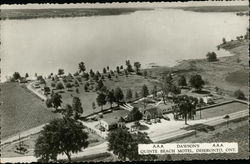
(0, 0, 249, 162)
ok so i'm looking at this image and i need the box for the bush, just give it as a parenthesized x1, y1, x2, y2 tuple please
(56, 82, 64, 90)
(45, 98, 53, 108)
(66, 83, 72, 89)
(206, 52, 218, 62)
(234, 89, 246, 100)
(51, 82, 56, 87)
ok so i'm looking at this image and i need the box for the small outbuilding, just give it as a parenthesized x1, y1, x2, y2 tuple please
(202, 96, 214, 104)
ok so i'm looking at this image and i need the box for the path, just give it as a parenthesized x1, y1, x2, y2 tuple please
(26, 81, 47, 101)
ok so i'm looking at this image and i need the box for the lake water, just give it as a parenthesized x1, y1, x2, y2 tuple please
(0, 9, 248, 80)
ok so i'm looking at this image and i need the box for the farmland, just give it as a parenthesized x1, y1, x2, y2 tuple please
(0, 83, 61, 139)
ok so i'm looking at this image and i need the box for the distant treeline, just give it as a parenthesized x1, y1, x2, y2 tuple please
(0, 8, 153, 20)
(171, 5, 249, 13)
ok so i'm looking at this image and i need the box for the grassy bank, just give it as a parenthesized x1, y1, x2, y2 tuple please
(0, 8, 152, 20)
(147, 39, 249, 97)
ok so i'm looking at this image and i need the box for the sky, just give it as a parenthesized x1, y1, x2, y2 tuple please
(1, 1, 249, 9)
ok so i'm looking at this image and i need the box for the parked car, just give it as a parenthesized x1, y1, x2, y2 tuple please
(99, 126, 105, 132)
(163, 116, 170, 121)
(145, 121, 152, 125)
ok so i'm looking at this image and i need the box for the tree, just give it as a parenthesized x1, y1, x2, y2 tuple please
(76, 88, 79, 94)
(62, 104, 73, 118)
(114, 87, 124, 106)
(96, 92, 107, 110)
(124, 69, 129, 77)
(108, 73, 112, 79)
(93, 74, 99, 82)
(96, 80, 104, 91)
(103, 68, 107, 74)
(127, 107, 143, 122)
(84, 83, 89, 92)
(189, 74, 205, 92)
(160, 73, 173, 104)
(50, 93, 62, 110)
(143, 70, 148, 78)
(44, 87, 51, 94)
(25, 73, 29, 78)
(206, 52, 218, 62)
(92, 102, 96, 113)
(78, 62, 86, 74)
(120, 65, 123, 70)
(35, 118, 89, 162)
(125, 60, 134, 72)
(72, 97, 83, 119)
(83, 72, 89, 80)
(110, 70, 115, 76)
(134, 62, 141, 74)
(173, 95, 198, 125)
(56, 82, 64, 90)
(89, 69, 95, 78)
(96, 71, 101, 77)
(141, 84, 149, 98)
(107, 66, 110, 71)
(106, 89, 115, 108)
(222, 37, 227, 44)
(58, 69, 64, 76)
(151, 85, 158, 98)
(107, 128, 155, 161)
(126, 89, 133, 102)
(177, 75, 187, 87)
(13, 72, 21, 81)
(134, 91, 139, 99)
(234, 89, 246, 100)
(65, 83, 72, 90)
(116, 66, 120, 74)
(141, 84, 149, 108)
(45, 98, 53, 108)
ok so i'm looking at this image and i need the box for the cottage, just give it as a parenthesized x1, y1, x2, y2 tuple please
(99, 109, 129, 131)
(142, 107, 163, 121)
(17, 77, 27, 83)
(99, 118, 118, 131)
(117, 117, 126, 128)
(202, 96, 214, 104)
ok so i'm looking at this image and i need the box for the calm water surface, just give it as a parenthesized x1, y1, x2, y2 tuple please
(0, 9, 248, 80)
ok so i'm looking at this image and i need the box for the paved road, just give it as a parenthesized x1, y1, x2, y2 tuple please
(2, 109, 248, 163)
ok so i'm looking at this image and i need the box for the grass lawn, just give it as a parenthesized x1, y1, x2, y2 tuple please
(193, 102, 248, 120)
(43, 74, 155, 117)
(0, 83, 61, 139)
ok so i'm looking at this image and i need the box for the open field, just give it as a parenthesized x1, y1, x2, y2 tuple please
(158, 120, 249, 160)
(172, 5, 249, 12)
(0, 8, 152, 20)
(0, 83, 61, 139)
